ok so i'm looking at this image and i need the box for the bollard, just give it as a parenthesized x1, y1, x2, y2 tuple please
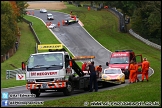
(88, 6, 90, 11)
(62, 20, 65, 26)
(32, 11, 34, 16)
(57, 22, 60, 27)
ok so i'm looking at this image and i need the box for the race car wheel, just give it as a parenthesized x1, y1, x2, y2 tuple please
(124, 71, 129, 79)
(63, 81, 73, 96)
(121, 81, 125, 84)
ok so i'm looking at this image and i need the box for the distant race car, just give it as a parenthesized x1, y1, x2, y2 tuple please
(40, 9, 47, 13)
(64, 17, 79, 25)
(47, 13, 54, 20)
(47, 24, 57, 29)
(101, 68, 125, 84)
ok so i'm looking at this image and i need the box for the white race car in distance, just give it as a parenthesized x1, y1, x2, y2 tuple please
(40, 9, 47, 13)
(47, 13, 54, 20)
(47, 24, 57, 29)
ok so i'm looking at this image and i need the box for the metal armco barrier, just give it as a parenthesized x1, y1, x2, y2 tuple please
(6, 68, 26, 79)
(108, 7, 125, 32)
(129, 29, 161, 50)
(22, 17, 41, 53)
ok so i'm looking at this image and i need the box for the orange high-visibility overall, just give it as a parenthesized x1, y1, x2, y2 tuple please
(142, 60, 150, 81)
(95, 66, 102, 72)
(134, 64, 139, 82)
(95, 66, 102, 78)
(82, 63, 87, 71)
(129, 64, 136, 83)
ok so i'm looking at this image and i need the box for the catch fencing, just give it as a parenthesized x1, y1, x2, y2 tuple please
(108, 7, 125, 32)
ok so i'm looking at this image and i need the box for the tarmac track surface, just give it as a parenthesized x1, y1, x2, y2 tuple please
(1, 9, 154, 107)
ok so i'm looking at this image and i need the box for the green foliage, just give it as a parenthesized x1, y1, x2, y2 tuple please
(16, 1, 29, 22)
(1, 1, 30, 55)
(1, 1, 12, 14)
(1, 1, 17, 54)
(102, 1, 161, 45)
(1, 15, 16, 54)
(131, 1, 161, 45)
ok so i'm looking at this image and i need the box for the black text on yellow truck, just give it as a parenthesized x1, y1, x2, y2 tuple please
(21, 44, 95, 97)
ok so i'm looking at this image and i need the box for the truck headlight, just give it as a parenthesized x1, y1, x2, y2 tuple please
(27, 79, 35, 84)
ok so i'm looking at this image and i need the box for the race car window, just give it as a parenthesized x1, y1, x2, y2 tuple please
(104, 69, 121, 74)
(47, 14, 53, 17)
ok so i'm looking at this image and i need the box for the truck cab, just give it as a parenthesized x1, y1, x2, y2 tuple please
(106, 50, 142, 78)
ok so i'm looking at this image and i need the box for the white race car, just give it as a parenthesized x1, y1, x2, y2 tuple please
(64, 18, 79, 25)
(47, 13, 54, 20)
(40, 9, 47, 13)
(47, 24, 57, 29)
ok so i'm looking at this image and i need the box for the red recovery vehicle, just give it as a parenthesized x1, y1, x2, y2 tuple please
(106, 50, 143, 79)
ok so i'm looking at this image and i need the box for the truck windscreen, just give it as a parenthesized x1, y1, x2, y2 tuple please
(109, 57, 129, 64)
(27, 53, 63, 71)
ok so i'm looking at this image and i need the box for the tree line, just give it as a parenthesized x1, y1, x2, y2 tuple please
(1, 1, 29, 55)
(99, 1, 161, 45)
(74, 1, 161, 45)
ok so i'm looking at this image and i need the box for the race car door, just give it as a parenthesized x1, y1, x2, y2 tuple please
(134, 54, 142, 74)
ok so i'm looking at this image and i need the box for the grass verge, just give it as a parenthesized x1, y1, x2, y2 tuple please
(26, 2, 161, 107)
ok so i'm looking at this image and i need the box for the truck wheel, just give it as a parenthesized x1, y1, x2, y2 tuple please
(84, 85, 89, 91)
(63, 81, 73, 96)
(30, 90, 41, 97)
(35, 92, 40, 97)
